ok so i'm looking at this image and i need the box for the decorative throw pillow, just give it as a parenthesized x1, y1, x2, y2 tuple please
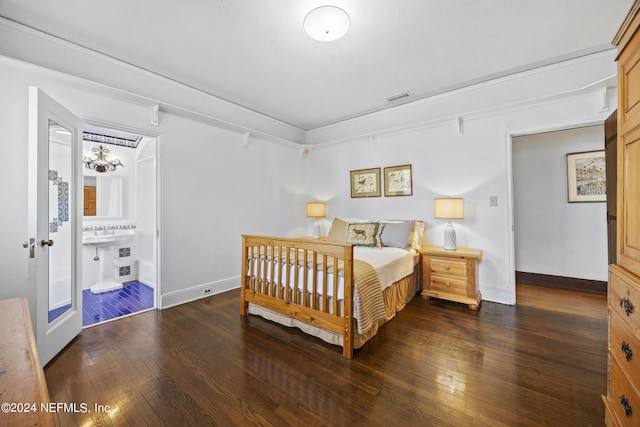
(346, 222, 382, 248)
(327, 218, 349, 243)
(411, 220, 426, 250)
(380, 220, 415, 248)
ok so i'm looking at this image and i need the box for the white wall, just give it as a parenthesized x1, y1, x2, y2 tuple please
(512, 126, 608, 281)
(305, 90, 616, 305)
(0, 56, 305, 321)
(158, 114, 305, 307)
(0, 18, 620, 323)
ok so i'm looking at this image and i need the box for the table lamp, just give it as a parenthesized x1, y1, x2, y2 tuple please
(434, 197, 464, 250)
(307, 202, 326, 239)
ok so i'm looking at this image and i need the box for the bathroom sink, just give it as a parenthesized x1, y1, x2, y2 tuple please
(82, 231, 136, 248)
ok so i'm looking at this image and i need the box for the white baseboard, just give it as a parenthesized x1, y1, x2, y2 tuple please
(160, 276, 239, 309)
(480, 285, 515, 306)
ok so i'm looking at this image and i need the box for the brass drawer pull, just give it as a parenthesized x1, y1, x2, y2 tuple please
(621, 341, 633, 362)
(620, 297, 635, 317)
(620, 395, 633, 417)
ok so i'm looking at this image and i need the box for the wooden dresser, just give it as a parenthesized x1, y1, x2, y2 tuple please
(419, 245, 482, 310)
(605, 2, 640, 425)
(0, 298, 54, 426)
(606, 266, 640, 426)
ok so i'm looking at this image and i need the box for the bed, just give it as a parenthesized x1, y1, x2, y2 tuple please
(240, 218, 424, 358)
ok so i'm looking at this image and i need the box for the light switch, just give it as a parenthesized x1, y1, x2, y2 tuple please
(489, 196, 498, 207)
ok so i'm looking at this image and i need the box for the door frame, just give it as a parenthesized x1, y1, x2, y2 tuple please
(505, 119, 606, 305)
(82, 119, 162, 314)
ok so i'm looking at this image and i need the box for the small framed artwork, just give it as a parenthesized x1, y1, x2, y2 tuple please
(350, 168, 381, 198)
(566, 150, 606, 202)
(384, 164, 413, 197)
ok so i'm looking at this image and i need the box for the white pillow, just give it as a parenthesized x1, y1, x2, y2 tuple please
(380, 220, 415, 248)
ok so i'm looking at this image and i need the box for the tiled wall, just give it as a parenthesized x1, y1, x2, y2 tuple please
(82, 223, 136, 233)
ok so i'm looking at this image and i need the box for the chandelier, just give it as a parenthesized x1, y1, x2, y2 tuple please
(83, 145, 123, 173)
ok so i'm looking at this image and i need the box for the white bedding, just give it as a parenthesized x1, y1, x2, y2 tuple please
(353, 246, 417, 291)
(248, 246, 417, 300)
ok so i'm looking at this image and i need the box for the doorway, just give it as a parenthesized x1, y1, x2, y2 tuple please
(511, 126, 608, 298)
(604, 110, 617, 265)
(29, 87, 161, 365)
(80, 124, 159, 327)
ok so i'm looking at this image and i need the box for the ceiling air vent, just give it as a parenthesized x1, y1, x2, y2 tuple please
(385, 91, 411, 103)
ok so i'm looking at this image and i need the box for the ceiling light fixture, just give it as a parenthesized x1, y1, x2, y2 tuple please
(304, 6, 350, 42)
(83, 144, 124, 173)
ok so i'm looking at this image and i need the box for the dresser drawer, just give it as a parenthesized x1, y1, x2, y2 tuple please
(609, 356, 640, 426)
(610, 310, 640, 388)
(610, 269, 640, 332)
(431, 257, 467, 278)
(431, 274, 468, 296)
(603, 395, 622, 427)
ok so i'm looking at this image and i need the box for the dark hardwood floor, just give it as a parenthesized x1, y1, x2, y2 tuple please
(44, 284, 607, 426)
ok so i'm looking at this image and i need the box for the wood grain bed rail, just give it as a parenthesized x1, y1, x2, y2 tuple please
(240, 235, 355, 358)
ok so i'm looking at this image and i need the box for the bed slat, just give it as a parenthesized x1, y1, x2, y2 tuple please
(333, 256, 339, 315)
(240, 235, 355, 358)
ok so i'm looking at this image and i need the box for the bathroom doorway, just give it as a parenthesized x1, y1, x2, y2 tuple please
(79, 124, 159, 327)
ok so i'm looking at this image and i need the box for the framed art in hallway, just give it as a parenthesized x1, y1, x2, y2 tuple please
(566, 150, 606, 202)
(384, 164, 412, 197)
(350, 167, 381, 198)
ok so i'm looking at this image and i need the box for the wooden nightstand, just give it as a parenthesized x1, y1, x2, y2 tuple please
(419, 245, 482, 310)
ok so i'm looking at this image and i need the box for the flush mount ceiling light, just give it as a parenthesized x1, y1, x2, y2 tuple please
(304, 6, 350, 42)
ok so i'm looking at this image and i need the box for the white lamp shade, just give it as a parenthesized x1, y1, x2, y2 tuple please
(303, 6, 350, 42)
(434, 198, 464, 219)
(306, 202, 326, 218)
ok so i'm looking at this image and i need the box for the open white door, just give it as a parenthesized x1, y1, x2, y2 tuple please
(28, 87, 83, 366)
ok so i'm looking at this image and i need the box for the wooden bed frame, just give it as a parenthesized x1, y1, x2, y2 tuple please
(240, 235, 357, 358)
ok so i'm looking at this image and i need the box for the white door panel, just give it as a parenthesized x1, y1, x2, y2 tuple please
(28, 87, 82, 366)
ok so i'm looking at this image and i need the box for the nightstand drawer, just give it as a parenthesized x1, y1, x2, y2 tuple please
(431, 274, 467, 296)
(431, 257, 467, 278)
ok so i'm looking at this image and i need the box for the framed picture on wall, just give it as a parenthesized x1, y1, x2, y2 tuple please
(566, 150, 606, 202)
(350, 168, 381, 198)
(384, 164, 413, 197)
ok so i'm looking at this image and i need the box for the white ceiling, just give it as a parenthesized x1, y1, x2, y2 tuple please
(0, 0, 634, 131)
